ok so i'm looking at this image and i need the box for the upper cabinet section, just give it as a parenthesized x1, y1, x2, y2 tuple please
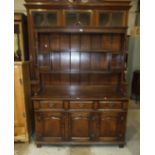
(26, 0, 130, 29)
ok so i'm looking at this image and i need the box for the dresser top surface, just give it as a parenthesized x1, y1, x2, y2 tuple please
(32, 85, 128, 100)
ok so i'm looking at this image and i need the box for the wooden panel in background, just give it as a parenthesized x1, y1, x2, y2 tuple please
(91, 34, 101, 50)
(101, 34, 112, 51)
(80, 34, 91, 51)
(49, 34, 60, 50)
(14, 62, 31, 142)
(71, 35, 80, 71)
(112, 34, 122, 51)
(38, 33, 50, 52)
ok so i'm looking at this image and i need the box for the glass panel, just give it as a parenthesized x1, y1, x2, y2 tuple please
(33, 12, 58, 27)
(79, 12, 90, 26)
(99, 13, 110, 26)
(46, 13, 57, 26)
(111, 12, 123, 26)
(65, 12, 77, 26)
(33, 13, 44, 27)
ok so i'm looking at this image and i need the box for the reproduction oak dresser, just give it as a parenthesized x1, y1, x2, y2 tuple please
(25, 0, 131, 147)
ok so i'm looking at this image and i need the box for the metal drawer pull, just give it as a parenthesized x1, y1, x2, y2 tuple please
(91, 116, 96, 121)
(109, 102, 114, 107)
(79, 103, 84, 108)
(120, 116, 124, 121)
(49, 103, 55, 108)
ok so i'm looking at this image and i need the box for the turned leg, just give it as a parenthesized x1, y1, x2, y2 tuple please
(36, 144, 42, 148)
(119, 144, 124, 148)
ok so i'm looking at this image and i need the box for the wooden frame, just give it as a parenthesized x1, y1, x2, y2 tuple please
(25, 0, 131, 147)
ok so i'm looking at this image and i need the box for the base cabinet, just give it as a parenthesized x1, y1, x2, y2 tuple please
(33, 100, 127, 146)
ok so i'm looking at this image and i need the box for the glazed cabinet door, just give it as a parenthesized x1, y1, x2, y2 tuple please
(35, 112, 65, 142)
(64, 10, 93, 27)
(96, 112, 126, 142)
(68, 112, 93, 142)
(97, 11, 126, 27)
(32, 10, 61, 27)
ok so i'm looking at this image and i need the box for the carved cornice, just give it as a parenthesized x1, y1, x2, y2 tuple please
(25, 0, 131, 10)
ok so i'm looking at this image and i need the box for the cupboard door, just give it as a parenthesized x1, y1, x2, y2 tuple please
(65, 12, 77, 26)
(97, 112, 126, 142)
(64, 11, 92, 27)
(68, 112, 92, 141)
(111, 12, 124, 27)
(98, 11, 125, 27)
(99, 12, 111, 27)
(32, 11, 60, 27)
(35, 112, 65, 141)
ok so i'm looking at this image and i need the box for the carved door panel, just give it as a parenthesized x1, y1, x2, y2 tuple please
(68, 112, 93, 141)
(97, 112, 126, 142)
(35, 112, 65, 141)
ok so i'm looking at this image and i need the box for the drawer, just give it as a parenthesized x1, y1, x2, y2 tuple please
(69, 101, 93, 109)
(98, 101, 123, 109)
(34, 101, 63, 110)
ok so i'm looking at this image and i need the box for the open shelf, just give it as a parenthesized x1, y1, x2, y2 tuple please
(39, 69, 122, 74)
(38, 50, 124, 54)
(34, 27, 127, 34)
(32, 85, 126, 100)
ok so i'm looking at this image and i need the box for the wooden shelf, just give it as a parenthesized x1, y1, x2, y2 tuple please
(38, 50, 124, 54)
(39, 69, 122, 74)
(35, 27, 127, 33)
(32, 85, 127, 100)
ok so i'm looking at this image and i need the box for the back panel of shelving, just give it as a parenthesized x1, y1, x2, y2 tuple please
(37, 33, 124, 86)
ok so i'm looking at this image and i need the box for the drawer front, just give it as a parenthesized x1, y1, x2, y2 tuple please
(98, 101, 123, 109)
(69, 101, 93, 109)
(34, 101, 63, 110)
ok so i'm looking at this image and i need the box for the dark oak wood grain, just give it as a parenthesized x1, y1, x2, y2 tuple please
(25, 0, 130, 147)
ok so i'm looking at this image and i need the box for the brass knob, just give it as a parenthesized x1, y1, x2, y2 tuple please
(120, 116, 124, 121)
(91, 116, 96, 121)
(109, 102, 114, 107)
(91, 133, 95, 138)
(79, 103, 84, 108)
(49, 103, 55, 108)
(37, 116, 41, 122)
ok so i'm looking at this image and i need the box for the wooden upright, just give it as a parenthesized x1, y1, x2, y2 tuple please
(25, 0, 131, 147)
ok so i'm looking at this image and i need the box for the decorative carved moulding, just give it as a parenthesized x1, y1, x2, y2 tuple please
(25, 1, 131, 10)
(25, 0, 131, 6)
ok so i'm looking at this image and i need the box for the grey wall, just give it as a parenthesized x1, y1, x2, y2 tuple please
(127, 0, 140, 96)
(127, 36, 140, 96)
(14, 0, 26, 14)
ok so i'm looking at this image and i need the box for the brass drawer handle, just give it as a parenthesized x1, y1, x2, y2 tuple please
(109, 102, 114, 107)
(79, 103, 84, 108)
(49, 103, 55, 108)
(91, 116, 96, 121)
(120, 116, 124, 121)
